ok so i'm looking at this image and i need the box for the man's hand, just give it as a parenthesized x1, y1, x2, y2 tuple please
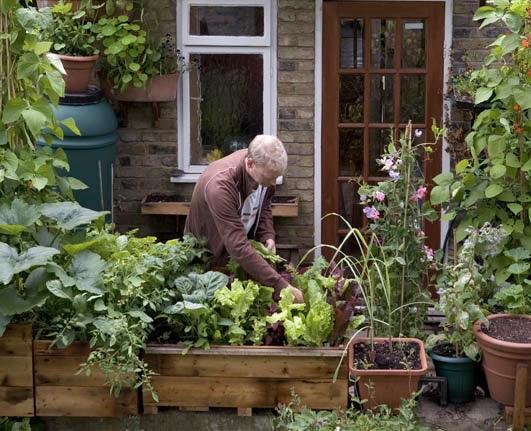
(265, 238, 276, 253)
(287, 284, 304, 303)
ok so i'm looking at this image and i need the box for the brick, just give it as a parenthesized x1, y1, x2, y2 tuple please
(278, 95, 314, 107)
(279, 108, 297, 119)
(278, 71, 314, 83)
(285, 142, 314, 155)
(278, 131, 314, 143)
(279, 61, 297, 71)
(295, 11, 314, 22)
(279, 10, 296, 21)
(279, 119, 314, 131)
(278, 47, 314, 60)
(278, 82, 314, 96)
(279, 0, 313, 10)
(147, 144, 177, 154)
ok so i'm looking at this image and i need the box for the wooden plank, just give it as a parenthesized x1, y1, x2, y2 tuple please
(505, 407, 531, 426)
(179, 406, 209, 412)
(0, 387, 34, 417)
(146, 354, 347, 380)
(33, 340, 92, 357)
(140, 201, 298, 217)
(36, 386, 137, 417)
(144, 405, 158, 415)
(0, 357, 33, 387)
(0, 325, 32, 356)
(145, 376, 348, 410)
(145, 344, 346, 357)
(34, 355, 107, 386)
(513, 364, 529, 430)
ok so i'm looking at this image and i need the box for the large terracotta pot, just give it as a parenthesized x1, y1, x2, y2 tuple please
(58, 54, 99, 94)
(474, 313, 531, 407)
(101, 73, 179, 102)
(349, 337, 428, 409)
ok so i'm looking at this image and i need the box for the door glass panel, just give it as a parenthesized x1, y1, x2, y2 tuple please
(338, 181, 363, 229)
(189, 53, 263, 165)
(339, 75, 364, 123)
(370, 19, 395, 69)
(369, 74, 394, 123)
(400, 75, 425, 123)
(399, 127, 426, 176)
(401, 20, 425, 68)
(339, 128, 363, 176)
(369, 128, 393, 176)
(340, 19, 364, 69)
(189, 6, 264, 36)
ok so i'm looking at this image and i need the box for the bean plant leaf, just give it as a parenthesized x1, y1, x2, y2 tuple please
(0, 313, 12, 337)
(69, 251, 105, 294)
(0, 243, 59, 285)
(40, 202, 107, 230)
(485, 184, 503, 198)
(0, 284, 49, 315)
(46, 279, 73, 299)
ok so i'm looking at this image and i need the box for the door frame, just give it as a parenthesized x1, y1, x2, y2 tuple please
(313, 0, 453, 251)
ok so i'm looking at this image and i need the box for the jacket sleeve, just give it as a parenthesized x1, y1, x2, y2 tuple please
(204, 177, 288, 290)
(255, 186, 275, 243)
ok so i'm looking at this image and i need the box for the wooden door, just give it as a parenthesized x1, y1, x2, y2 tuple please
(322, 1, 444, 252)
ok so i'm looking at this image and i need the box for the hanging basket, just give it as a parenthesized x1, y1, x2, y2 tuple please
(101, 73, 179, 102)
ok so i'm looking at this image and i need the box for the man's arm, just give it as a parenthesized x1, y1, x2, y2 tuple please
(204, 178, 288, 290)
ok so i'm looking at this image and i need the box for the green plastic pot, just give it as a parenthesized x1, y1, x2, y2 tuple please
(429, 349, 479, 403)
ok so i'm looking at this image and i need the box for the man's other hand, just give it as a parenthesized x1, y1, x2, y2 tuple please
(287, 284, 304, 303)
(265, 238, 276, 253)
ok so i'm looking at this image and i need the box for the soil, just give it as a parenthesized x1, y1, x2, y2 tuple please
(145, 193, 184, 203)
(353, 340, 422, 370)
(271, 195, 297, 204)
(431, 343, 461, 358)
(481, 316, 531, 343)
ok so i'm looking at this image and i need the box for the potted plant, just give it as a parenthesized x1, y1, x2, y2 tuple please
(43, 1, 99, 93)
(427, 223, 507, 403)
(96, 22, 189, 102)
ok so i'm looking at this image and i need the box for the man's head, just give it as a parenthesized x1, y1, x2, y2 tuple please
(245, 135, 288, 187)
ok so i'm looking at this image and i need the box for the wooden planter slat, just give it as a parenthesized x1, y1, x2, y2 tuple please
(144, 344, 348, 414)
(34, 340, 138, 417)
(0, 325, 34, 417)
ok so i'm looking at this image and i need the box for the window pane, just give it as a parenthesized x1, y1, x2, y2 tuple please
(369, 128, 393, 176)
(339, 75, 364, 123)
(370, 19, 395, 69)
(339, 128, 363, 176)
(189, 54, 263, 165)
(190, 6, 264, 36)
(400, 75, 425, 123)
(340, 19, 364, 69)
(338, 181, 363, 230)
(401, 20, 425, 68)
(369, 74, 394, 123)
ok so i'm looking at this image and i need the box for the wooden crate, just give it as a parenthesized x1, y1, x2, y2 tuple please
(34, 340, 138, 417)
(143, 345, 348, 414)
(0, 325, 34, 417)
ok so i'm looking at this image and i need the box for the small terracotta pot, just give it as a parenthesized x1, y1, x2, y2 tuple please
(101, 73, 179, 102)
(58, 54, 99, 94)
(349, 337, 428, 409)
(474, 313, 531, 407)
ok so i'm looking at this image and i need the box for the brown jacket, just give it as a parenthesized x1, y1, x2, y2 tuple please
(184, 150, 288, 290)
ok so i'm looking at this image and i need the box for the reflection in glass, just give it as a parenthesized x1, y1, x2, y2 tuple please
(190, 6, 264, 36)
(338, 181, 363, 230)
(400, 75, 425, 123)
(369, 75, 394, 123)
(189, 54, 263, 165)
(371, 19, 395, 69)
(369, 129, 393, 176)
(340, 75, 364, 123)
(340, 19, 364, 68)
(339, 129, 363, 176)
(401, 20, 425, 68)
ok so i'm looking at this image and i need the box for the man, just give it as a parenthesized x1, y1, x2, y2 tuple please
(185, 135, 304, 302)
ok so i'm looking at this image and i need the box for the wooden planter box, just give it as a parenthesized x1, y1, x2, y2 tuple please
(0, 325, 34, 417)
(143, 345, 348, 414)
(34, 341, 138, 417)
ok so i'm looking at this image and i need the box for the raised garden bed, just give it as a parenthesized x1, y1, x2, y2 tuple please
(141, 194, 299, 218)
(34, 341, 138, 417)
(0, 325, 34, 417)
(143, 344, 348, 415)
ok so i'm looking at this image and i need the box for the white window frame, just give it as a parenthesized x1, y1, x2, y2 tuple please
(173, 0, 277, 183)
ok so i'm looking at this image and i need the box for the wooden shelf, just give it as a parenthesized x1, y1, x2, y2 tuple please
(141, 195, 299, 218)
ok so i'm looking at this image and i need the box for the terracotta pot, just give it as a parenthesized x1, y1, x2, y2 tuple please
(58, 54, 99, 94)
(102, 73, 179, 102)
(349, 337, 428, 409)
(474, 313, 531, 407)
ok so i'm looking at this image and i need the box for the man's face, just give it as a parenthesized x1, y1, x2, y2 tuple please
(245, 158, 280, 187)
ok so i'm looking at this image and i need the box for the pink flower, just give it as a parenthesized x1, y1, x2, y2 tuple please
(363, 206, 380, 220)
(373, 190, 385, 202)
(414, 185, 427, 201)
(423, 245, 434, 262)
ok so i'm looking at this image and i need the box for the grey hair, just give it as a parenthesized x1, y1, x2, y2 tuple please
(247, 135, 288, 174)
